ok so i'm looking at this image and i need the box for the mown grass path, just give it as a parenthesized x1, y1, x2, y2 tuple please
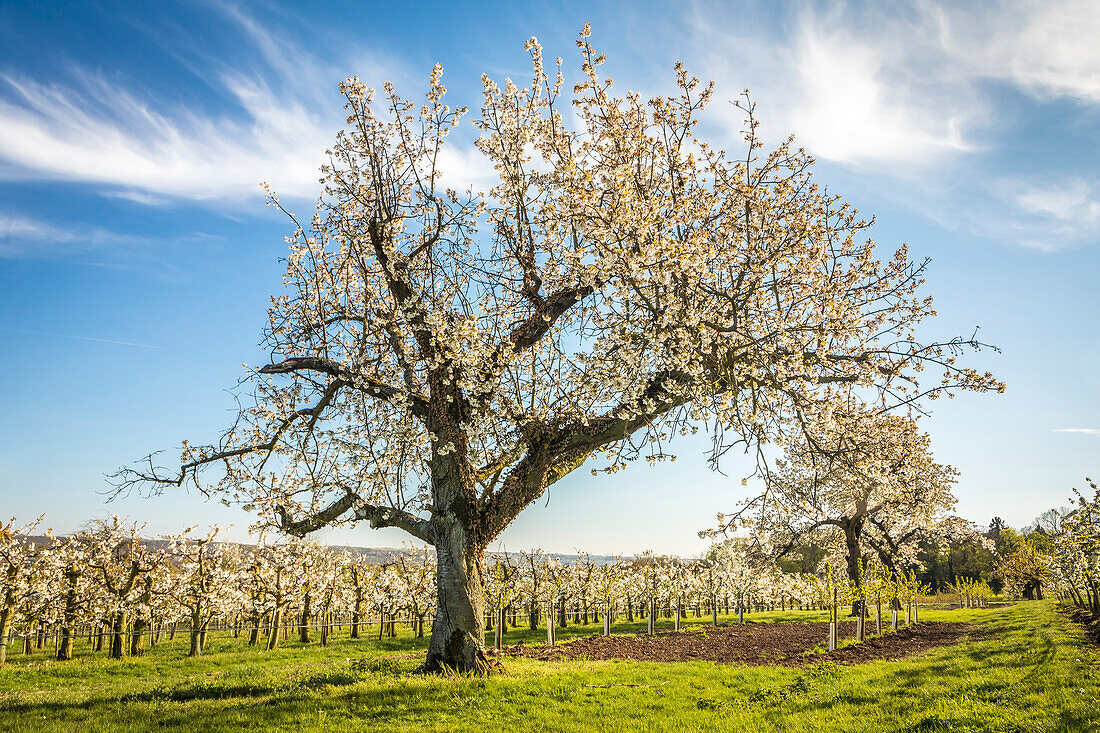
(0, 601, 1096, 731)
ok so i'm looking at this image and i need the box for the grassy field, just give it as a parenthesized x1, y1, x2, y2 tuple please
(0, 601, 1096, 732)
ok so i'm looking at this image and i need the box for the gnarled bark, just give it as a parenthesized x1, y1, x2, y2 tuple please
(424, 517, 489, 673)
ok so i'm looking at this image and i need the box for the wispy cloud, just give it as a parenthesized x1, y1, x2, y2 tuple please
(937, 0, 1100, 103)
(0, 4, 360, 203)
(685, 1, 1100, 251)
(1054, 428, 1100, 435)
(1017, 179, 1100, 224)
(0, 66, 335, 202)
(690, 1, 1099, 166)
(0, 4, 498, 205)
(0, 325, 162, 350)
(784, 9, 975, 167)
(688, 3, 986, 170)
(1, 213, 149, 254)
(0, 213, 220, 268)
(2, 0, 1099, 264)
(993, 177, 1100, 252)
(100, 190, 172, 207)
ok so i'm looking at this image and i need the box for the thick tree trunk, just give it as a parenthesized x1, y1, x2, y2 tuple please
(0, 604, 12, 665)
(0, 571, 15, 665)
(424, 519, 489, 673)
(130, 618, 148, 657)
(351, 600, 362, 639)
(299, 592, 312, 644)
(189, 608, 203, 656)
(57, 625, 75, 661)
(109, 611, 127, 660)
(267, 607, 282, 651)
(248, 614, 261, 646)
(843, 522, 865, 616)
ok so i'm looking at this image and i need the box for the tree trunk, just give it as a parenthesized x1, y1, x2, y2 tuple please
(424, 520, 489, 673)
(57, 623, 75, 662)
(130, 618, 148, 657)
(844, 522, 864, 616)
(109, 611, 127, 660)
(267, 607, 282, 651)
(0, 603, 12, 665)
(300, 592, 312, 644)
(351, 589, 364, 639)
(189, 608, 203, 656)
(249, 614, 261, 646)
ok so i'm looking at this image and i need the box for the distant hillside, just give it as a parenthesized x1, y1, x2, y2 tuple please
(24, 536, 628, 565)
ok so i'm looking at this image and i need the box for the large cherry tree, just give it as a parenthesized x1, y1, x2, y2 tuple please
(115, 28, 1000, 671)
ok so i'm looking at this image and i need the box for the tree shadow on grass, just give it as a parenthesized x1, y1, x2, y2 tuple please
(740, 619, 1065, 727)
(0, 665, 388, 714)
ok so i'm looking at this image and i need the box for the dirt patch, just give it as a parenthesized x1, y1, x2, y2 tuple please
(499, 620, 978, 667)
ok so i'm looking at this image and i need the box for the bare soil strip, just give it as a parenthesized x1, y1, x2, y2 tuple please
(500, 620, 979, 667)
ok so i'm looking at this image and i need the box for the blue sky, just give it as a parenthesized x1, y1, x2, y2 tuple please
(1, 0, 1097, 556)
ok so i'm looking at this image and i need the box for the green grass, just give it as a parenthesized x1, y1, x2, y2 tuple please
(0, 601, 1096, 732)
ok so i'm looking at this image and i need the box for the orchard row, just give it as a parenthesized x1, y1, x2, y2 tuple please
(0, 515, 983, 663)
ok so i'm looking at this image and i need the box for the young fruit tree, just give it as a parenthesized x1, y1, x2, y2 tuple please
(113, 28, 1000, 672)
(163, 526, 235, 656)
(0, 517, 49, 665)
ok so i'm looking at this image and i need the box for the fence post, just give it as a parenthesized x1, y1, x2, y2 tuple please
(495, 608, 503, 652)
(546, 602, 555, 647)
(674, 599, 680, 632)
(647, 598, 655, 635)
(829, 587, 837, 652)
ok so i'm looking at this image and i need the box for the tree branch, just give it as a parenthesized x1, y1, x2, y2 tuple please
(112, 379, 348, 493)
(260, 356, 428, 419)
(479, 368, 688, 537)
(508, 283, 599, 351)
(276, 491, 433, 544)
